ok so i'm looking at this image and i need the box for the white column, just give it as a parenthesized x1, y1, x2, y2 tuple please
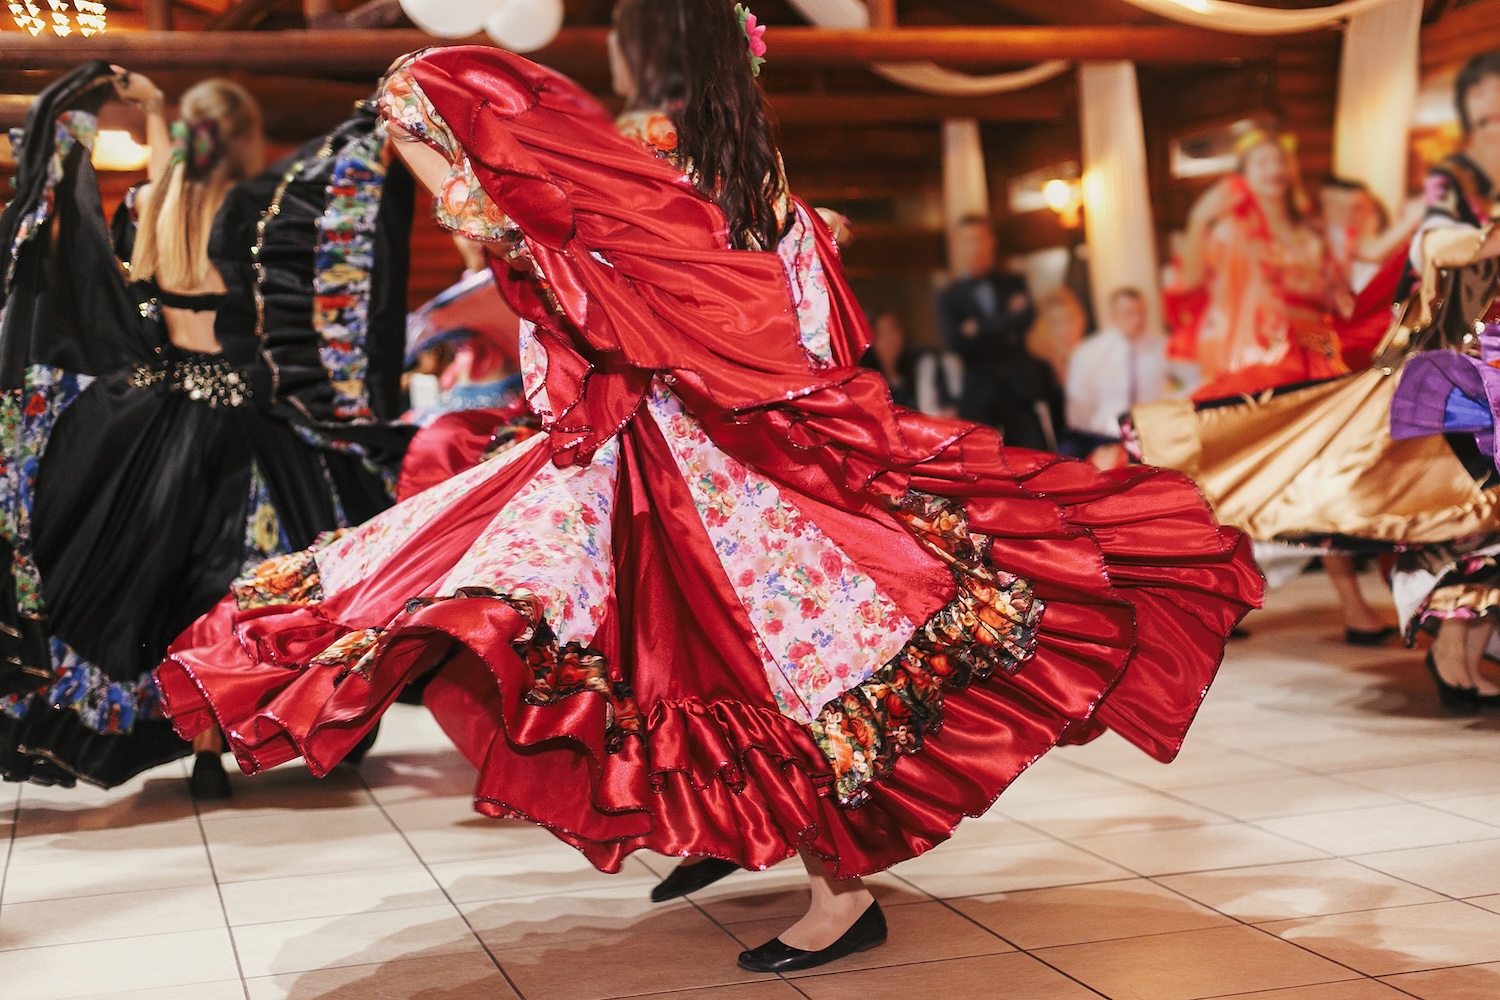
(941, 118, 990, 268)
(1333, 0, 1422, 217)
(1077, 60, 1161, 332)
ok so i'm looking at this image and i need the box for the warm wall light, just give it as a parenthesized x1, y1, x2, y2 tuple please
(92, 129, 148, 172)
(1042, 177, 1083, 229)
(8, 1, 107, 36)
(1042, 179, 1074, 213)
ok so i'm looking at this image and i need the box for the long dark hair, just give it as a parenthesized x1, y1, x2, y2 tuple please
(613, 0, 786, 251)
(1456, 50, 1500, 135)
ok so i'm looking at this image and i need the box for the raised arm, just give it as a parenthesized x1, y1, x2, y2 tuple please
(112, 67, 170, 186)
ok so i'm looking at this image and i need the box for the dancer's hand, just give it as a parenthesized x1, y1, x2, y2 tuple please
(111, 66, 164, 112)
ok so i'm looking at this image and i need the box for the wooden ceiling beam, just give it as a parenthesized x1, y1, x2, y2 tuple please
(0, 25, 1288, 76)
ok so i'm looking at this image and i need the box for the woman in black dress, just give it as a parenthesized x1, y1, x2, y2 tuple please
(0, 63, 413, 795)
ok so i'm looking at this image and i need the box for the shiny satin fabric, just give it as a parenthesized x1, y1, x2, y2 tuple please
(1131, 362, 1500, 544)
(158, 46, 1262, 877)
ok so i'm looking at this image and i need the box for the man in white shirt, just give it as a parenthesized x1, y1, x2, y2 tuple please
(1065, 287, 1170, 446)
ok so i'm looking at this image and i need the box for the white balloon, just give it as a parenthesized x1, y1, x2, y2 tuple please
(400, 0, 503, 38)
(485, 0, 565, 53)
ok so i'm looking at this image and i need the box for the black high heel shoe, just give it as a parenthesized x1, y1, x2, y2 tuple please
(649, 857, 739, 902)
(737, 900, 887, 973)
(189, 751, 232, 801)
(1425, 653, 1481, 713)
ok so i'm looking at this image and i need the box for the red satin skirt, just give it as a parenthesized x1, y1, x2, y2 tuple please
(156, 385, 1261, 878)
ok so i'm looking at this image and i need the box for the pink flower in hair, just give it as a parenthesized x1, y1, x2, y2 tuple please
(734, 4, 768, 76)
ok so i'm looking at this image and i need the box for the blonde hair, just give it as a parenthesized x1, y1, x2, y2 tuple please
(133, 80, 263, 290)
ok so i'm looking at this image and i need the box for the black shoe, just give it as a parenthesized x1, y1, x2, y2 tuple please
(649, 857, 739, 902)
(189, 751, 232, 801)
(1230, 626, 1251, 640)
(1345, 626, 1399, 647)
(1425, 653, 1481, 713)
(344, 723, 380, 767)
(737, 900, 887, 973)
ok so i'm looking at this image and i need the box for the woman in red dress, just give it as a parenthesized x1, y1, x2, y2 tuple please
(155, 0, 1262, 973)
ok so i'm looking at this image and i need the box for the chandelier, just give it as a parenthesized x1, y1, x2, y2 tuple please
(9, 1, 108, 36)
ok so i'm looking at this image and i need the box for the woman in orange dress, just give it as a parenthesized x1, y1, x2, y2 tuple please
(1178, 131, 1350, 401)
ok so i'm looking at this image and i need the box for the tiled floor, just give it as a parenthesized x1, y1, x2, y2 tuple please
(3, 570, 1500, 999)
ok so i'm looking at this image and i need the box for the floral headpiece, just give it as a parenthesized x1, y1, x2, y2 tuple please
(734, 3, 767, 77)
(169, 117, 225, 178)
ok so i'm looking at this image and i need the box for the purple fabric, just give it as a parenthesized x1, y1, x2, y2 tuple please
(1392, 323, 1500, 467)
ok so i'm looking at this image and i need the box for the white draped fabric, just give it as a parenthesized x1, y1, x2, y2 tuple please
(1116, 0, 1404, 35)
(1078, 62, 1163, 332)
(785, 0, 1071, 97)
(1334, 0, 1422, 216)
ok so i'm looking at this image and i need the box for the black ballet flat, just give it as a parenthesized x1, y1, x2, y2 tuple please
(1345, 626, 1399, 647)
(343, 723, 380, 767)
(650, 857, 739, 902)
(189, 751, 232, 801)
(1425, 653, 1481, 713)
(737, 900, 887, 973)
(1229, 626, 1251, 640)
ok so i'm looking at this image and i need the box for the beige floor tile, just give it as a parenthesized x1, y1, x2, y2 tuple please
(1067, 822, 1328, 877)
(691, 868, 928, 925)
(195, 763, 374, 822)
(0, 927, 240, 1000)
(628, 984, 806, 1000)
(889, 836, 1136, 897)
(245, 951, 517, 1000)
(1171, 774, 1401, 821)
(723, 900, 1012, 978)
(1251, 737, 1471, 775)
(1062, 740, 1307, 791)
(948, 878, 1232, 949)
(493, 905, 761, 1000)
(0, 841, 216, 903)
(232, 902, 481, 978)
(69, 985, 247, 1000)
(426, 849, 659, 904)
(1339, 760, 1500, 803)
(7, 814, 204, 867)
(794, 951, 1103, 1000)
(1192, 714, 1365, 753)
(359, 753, 479, 806)
(1381, 962, 1500, 999)
(1257, 803, 1500, 856)
(1157, 858, 1446, 923)
(0, 884, 224, 950)
(219, 865, 448, 926)
(1428, 792, 1500, 829)
(461, 883, 697, 952)
(1218, 980, 1411, 998)
(1354, 841, 1500, 898)
(1035, 924, 1355, 1000)
(991, 751, 1143, 804)
(997, 787, 1233, 838)
(378, 795, 562, 863)
(204, 805, 419, 882)
(12, 774, 196, 834)
(1260, 901, 1500, 976)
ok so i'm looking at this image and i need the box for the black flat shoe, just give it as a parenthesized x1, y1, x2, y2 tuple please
(1345, 626, 1399, 647)
(343, 723, 380, 767)
(1230, 626, 1251, 640)
(650, 857, 739, 902)
(1425, 653, 1481, 713)
(189, 751, 232, 801)
(738, 900, 887, 973)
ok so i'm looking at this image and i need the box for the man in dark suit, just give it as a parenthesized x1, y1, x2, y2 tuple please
(936, 215, 1058, 450)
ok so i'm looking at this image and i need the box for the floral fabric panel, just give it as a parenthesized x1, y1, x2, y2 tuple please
(776, 203, 834, 366)
(644, 382, 914, 724)
(810, 492, 1045, 806)
(378, 68, 510, 243)
(0, 365, 93, 615)
(314, 128, 386, 422)
(318, 430, 548, 597)
(438, 438, 619, 648)
(4, 110, 98, 291)
(1, 638, 162, 735)
(517, 321, 554, 424)
(240, 461, 292, 574)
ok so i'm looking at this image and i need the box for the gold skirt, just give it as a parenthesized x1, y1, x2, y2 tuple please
(1129, 363, 1500, 546)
